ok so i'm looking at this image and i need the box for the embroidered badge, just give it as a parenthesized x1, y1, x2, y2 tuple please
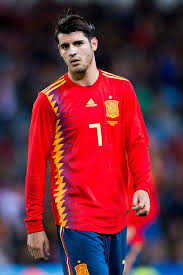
(105, 100, 119, 118)
(75, 263, 90, 275)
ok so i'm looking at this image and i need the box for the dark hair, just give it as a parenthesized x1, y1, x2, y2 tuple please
(55, 14, 95, 44)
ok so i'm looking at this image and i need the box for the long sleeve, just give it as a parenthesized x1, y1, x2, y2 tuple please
(125, 81, 152, 195)
(25, 93, 56, 233)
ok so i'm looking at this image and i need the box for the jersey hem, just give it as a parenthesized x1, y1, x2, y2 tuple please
(55, 218, 128, 235)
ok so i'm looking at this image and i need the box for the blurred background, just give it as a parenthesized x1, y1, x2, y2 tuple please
(0, 0, 183, 274)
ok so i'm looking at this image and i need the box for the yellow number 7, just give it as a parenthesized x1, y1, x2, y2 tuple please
(89, 123, 102, 146)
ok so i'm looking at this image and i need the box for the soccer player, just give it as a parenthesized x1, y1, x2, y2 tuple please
(25, 14, 152, 275)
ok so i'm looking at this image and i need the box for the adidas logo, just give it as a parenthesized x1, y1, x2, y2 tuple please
(86, 98, 97, 107)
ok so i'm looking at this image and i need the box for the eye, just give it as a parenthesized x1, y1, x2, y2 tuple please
(75, 41, 83, 46)
(61, 44, 69, 50)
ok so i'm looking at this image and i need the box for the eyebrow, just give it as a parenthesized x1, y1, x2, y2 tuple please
(60, 40, 84, 48)
(73, 40, 84, 44)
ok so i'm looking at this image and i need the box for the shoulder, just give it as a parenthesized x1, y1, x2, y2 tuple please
(101, 70, 135, 97)
(101, 70, 129, 83)
(37, 75, 66, 115)
(40, 75, 66, 98)
(32, 92, 54, 116)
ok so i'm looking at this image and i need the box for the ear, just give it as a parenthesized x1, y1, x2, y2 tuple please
(91, 37, 98, 52)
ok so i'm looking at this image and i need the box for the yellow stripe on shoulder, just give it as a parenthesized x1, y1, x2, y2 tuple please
(102, 70, 129, 81)
(41, 76, 65, 94)
(102, 70, 126, 78)
(44, 80, 66, 96)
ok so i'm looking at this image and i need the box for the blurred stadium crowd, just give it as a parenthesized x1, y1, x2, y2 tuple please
(0, 0, 183, 267)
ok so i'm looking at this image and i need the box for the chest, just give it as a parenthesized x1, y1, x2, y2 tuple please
(57, 86, 123, 130)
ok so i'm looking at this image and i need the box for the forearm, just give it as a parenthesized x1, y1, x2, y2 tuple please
(25, 173, 46, 233)
(128, 141, 152, 195)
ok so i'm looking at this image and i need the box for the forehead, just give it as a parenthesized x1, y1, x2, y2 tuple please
(58, 31, 88, 44)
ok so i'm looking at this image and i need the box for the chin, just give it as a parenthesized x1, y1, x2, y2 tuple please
(71, 66, 86, 74)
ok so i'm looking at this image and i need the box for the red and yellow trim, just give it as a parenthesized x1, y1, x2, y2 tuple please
(53, 118, 68, 227)
(41, 77, 66, 116)
(102, 70, 129, 81)
(42, 79, 68, 227)
(41, 76, 65, 94)
(60, 226, 73, 275)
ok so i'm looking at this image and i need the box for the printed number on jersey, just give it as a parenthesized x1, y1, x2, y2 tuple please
(89, 123, 102, 146)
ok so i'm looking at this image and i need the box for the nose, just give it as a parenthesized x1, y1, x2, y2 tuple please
(69, 44, 77, 56)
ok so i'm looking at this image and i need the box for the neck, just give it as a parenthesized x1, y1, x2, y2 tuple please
(68, 60, 99, 87)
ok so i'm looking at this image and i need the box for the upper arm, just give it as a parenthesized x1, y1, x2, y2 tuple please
(124, 81, 149, 150)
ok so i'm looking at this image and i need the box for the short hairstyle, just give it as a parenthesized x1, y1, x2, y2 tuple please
(55, 14, 95, 44)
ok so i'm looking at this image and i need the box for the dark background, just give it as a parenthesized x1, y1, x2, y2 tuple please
(0, 0, 183, 268)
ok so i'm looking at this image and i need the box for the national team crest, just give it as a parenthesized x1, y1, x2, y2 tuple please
(75, 263, 90, 275)
(105, 100, 119, 118)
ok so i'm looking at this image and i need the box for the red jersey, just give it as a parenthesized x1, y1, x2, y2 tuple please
(127, 172, 159, 245)
(25, 69, 152, 234)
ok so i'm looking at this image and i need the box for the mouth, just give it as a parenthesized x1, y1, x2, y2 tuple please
(70, 59, 80, 65)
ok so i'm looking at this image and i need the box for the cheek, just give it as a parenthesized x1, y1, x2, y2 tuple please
(61, 53, 69, 63)
(59, 50, 64, 59)
(87, 50, 93, 62)
(83, 48, 93, 61)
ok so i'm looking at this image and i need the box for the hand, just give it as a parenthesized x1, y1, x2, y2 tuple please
(27, 231, 50, 261)
(132, 190, 150, 216)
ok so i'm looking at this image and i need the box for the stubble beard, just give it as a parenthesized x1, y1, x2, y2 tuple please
(68, 52, 94, 75)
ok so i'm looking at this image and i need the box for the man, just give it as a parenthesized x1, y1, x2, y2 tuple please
(25, 14, 152, 275)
